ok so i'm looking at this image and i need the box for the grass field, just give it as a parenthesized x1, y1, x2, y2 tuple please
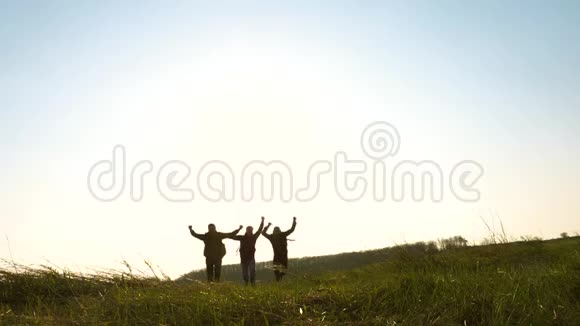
(1, 236, 578, 325)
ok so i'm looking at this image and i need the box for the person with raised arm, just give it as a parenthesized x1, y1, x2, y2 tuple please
(262, 217, 297, 282)
(188, 223, 243, 282)
(232, 216, 265, 285)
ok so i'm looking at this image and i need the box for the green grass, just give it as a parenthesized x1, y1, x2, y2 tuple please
(1, 237, 579, 325)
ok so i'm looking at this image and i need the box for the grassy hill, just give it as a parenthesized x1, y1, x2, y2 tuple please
(177, 244, 420, 283)
(1, 237, 578, 324)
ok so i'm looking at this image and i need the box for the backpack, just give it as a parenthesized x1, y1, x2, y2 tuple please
(220, 243, 226, 258)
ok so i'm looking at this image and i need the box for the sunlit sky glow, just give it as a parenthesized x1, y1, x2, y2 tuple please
(1, 1, 579, 278)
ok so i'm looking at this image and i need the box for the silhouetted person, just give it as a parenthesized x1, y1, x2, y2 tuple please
(188, 223, 242, 282)
(262, 217, 297, 282)
(232, 216, 265, 285)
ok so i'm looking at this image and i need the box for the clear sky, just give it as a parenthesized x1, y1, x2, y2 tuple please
(1, 1, 579, 278)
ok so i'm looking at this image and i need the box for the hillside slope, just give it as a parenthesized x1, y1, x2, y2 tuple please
(1, 237, 578, 324)
(178, 244, 409, 283)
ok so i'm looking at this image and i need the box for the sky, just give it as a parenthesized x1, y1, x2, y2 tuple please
(1, 1, 579, 279)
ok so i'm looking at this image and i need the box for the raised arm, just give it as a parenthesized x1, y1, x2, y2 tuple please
(262, 222, 272, 240)
(188, 226, 205, 241)
(219, 225, 243, 239)
(283, 217, 297, 236)
(253, 217, 265, 240)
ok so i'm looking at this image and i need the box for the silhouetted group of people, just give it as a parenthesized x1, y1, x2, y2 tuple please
(188, 217, 297, 285)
